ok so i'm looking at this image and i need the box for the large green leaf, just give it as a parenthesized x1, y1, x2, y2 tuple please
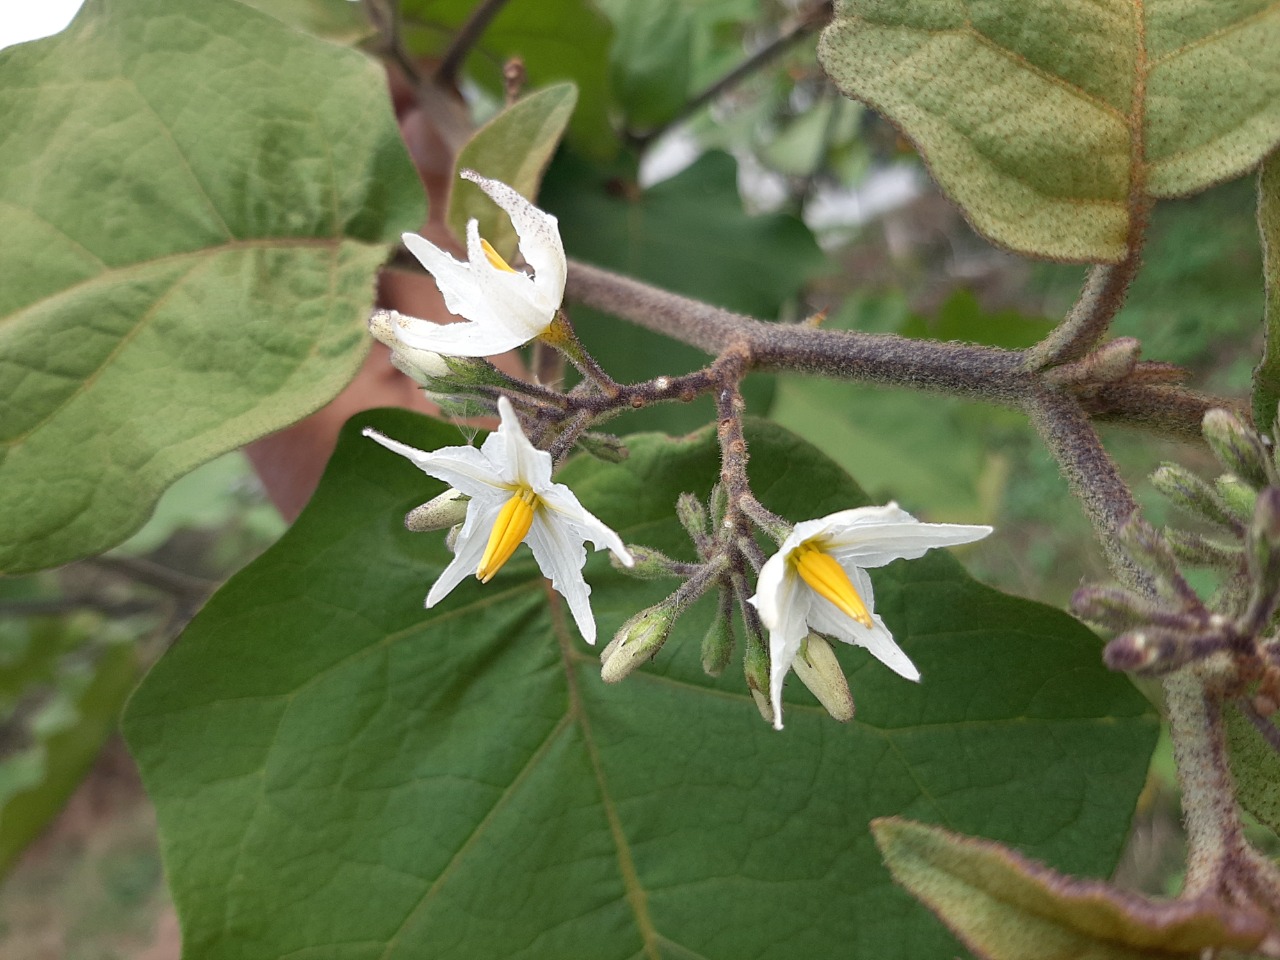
(125, 410, 1157, 959)
(818, 1, 1280, 262)
(447, 83, 578, 260)
(401, 0, 614, 158)
(544, 149, 825, 432)
(1256, 151, 1280, 428)
(0, 0, 423, 574)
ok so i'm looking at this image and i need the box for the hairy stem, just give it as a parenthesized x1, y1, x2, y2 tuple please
(1026, 254, 1143, 370)
(1168, 672, 1250, 899)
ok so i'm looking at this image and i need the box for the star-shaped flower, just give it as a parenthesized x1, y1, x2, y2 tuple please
(394, 170, 566, 358)
(749, 503, 992, 729)
(363, 397, 633, 642)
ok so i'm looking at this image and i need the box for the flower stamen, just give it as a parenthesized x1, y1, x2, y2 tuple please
(477, 487, 538, 582)
(481, 238, 517, 274)
(791, 541, 873, 627)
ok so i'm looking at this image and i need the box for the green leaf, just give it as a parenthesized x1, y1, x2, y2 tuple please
(598, 0, 694, 130)
(1255, 151, 1280, 428)
(818, 1, 1280, 262)
(543, 149, 826, 432)
(872, 817, 1271, 959)
(401, 0, 614, 158)
(236, 0, 369, 42)
(0, 0, 423, 575)
(0, 640, 138, 878)
(447, 83, 578, 260)
(1224, 702, 1280, 838)
(125, 410, 1157, 959)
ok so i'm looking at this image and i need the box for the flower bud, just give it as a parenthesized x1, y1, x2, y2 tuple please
(1242, 488, 1280, 630)
(1070, 585, 1162, 632)
(742, 619, 772, 725)
(1084, 337, 1140, 382)
(404, 488, 469, 532)
(791, 634, 854, 722)
(370, 310, 451, 385)
(1203, 409, 1272, 491)
(614, 545, 682, 579)
(676, 492, 708, 542)
(576, 431, 629, 463)
(709, 483, 729, 531)
(1150, 464, 1243, 533)
(445, 523, 462, 554)
(1116, 518, 1191, 602)
(600, 603, 678, 683)
(1163, 528, 1243, 570)
(1216, 475, 1258, 523)
(700, 596, 736, 677)
(1105, 621, 1235, 676)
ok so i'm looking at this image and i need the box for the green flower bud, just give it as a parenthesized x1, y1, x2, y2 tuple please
(1203, 409, 1272, 491)
(1243, 488, 1280, 630)
(1116, 518, 1191, 602)
(1216, 475, 1259, 523)
(709, 483, 729, 531)
(1151, 464, 1244, 533)
(1163, 528, 1243, 570)
(600, 602, 678, 684)
(1070, 585, 1164, 632)
(404, 488, 469, 532)
(613, 545, 683, 579)
(700, 594, 736, 677)
(575, 432, 629, 463)
(676, 492, 709, 542)
(792, 634, 855, 722)
(742, 616, 772, 725)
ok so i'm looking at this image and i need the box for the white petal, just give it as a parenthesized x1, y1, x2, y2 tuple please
(538, 483, 633, 566)
(825, 520, 993, 569)
(463, 219, 554, 337)
(461, 169, 567, 312)
(425, 498, 504, 607)
(808, 567, 919, 681)
(401, 233, 496, 325)
(392, 315, 534, 358)
(363, 428, 505, 499)
(749, 547, 792, 632)
(492, 396, 555, 489)
(750, 567, 811, 731)
(526, 511, 595, 642)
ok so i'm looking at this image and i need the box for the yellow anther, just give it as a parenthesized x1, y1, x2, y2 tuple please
(791, 542, 873, 628)
(477, 487, 538, 582)
(481, 238, 516, 273)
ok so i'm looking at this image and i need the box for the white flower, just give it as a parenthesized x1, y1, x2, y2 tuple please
(749, 503, 992, 730)
(362, 397, 632, 642)
(395, 170, 566, 358)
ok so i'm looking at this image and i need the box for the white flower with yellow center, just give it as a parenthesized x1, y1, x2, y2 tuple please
(362, 397, 633, 642)
(750, 504, 992, 730)
(395, 170, 566, 357)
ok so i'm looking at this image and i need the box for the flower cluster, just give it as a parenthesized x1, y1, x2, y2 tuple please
(366, 172, 993, 729)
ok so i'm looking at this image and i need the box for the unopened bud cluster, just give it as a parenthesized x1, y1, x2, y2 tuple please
(1073, 409, 1280, 702)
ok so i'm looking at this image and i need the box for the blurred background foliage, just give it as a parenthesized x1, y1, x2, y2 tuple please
(0, 0, 1271, 955)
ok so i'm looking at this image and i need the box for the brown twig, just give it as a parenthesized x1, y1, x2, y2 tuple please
(627, 0, 834, 150)
(435, 0, 515, 88)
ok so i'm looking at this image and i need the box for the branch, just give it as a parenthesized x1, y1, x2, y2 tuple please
(435, 0, 514, 88)
(1025, 252, 1143, 371)
(627, 0, 833, 149)
(567, 260, 1030, 401)
(1023, 387, 1151, 593)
